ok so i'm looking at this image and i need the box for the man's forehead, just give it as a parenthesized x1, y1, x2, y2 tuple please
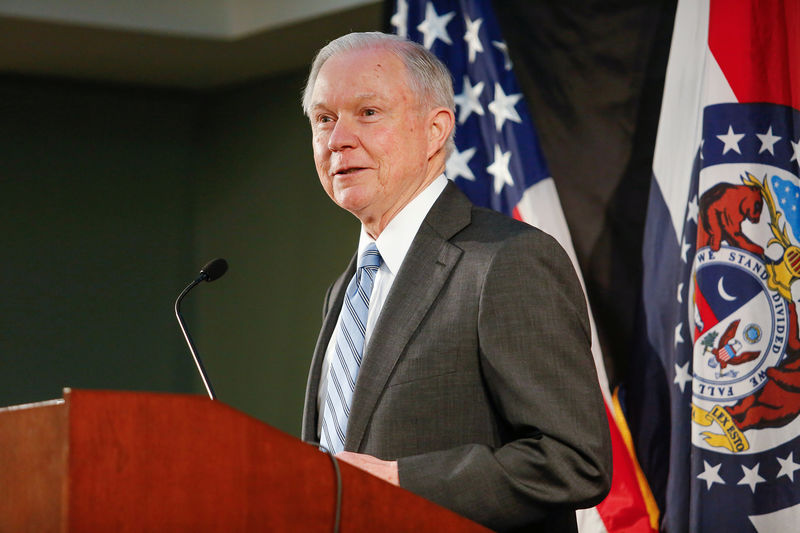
(329, 45, 400, 66)
(310, 90, 392, 109)
(320, 47, 408, 82)
(311, 49, 412, 107)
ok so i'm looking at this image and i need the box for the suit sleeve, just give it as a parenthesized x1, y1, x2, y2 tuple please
(397, 230, 612, 530)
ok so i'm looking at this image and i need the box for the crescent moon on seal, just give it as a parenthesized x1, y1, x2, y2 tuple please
(718, 277, 737, 302)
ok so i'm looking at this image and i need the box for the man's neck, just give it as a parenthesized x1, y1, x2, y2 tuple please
(361, 175, 448, 248)
(362, 169, 445, 239)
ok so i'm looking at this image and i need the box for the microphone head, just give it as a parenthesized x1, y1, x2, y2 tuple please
(200, 258, 228, 282)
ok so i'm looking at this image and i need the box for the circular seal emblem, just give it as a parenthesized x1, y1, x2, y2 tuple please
(690, 246, 787, 404)
(687, 162, 800, 454)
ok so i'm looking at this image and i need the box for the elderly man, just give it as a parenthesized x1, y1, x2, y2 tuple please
(300, 32, 611, 532)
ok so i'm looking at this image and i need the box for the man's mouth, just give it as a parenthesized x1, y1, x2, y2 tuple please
(334, 167, 368, 176)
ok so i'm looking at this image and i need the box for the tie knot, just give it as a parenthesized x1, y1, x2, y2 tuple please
(360, 243, 382, 270)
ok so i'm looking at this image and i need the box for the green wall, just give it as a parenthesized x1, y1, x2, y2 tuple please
(192, 74, 356, 435)
(1, 71, 356, 437)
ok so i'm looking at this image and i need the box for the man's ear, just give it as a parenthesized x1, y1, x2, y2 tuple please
(427, 107, 455, 158)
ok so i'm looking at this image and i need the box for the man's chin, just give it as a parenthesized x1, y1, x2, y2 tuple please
(333, 190, 374, 218)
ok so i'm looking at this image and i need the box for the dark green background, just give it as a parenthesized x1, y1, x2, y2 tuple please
(1, 70, 357, 436)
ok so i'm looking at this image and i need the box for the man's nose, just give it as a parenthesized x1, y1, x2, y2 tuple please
(327, 118, 358, 152)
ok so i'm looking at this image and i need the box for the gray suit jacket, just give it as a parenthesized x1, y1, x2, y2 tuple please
(302, 183, 612, 532)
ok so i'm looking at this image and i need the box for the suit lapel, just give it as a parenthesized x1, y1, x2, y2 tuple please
(345, 183, 473, 451)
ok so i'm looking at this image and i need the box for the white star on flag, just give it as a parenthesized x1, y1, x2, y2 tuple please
(417, 2, 455, 49)
(486, 144, 513, 194)
(686, 194, 698, 223)
(791, 138, 800, 163)
(674, 361, 691, 393)
(777, 453, 800, 482)
(492, 40, 512, 70)
(463, 15, 484, 63)
(488, 83, 523, 131)
(454, 76, 485, 123)
(717, 125, 745, 154)
(738, 464, 766, 493)
(681, 237, 691, 263)
(390, 0, 409, 38)
(698, 461, 725, 489)
(446, 146, 477, 181)
(756, 126, 781, 154)
(674, 323, 684, 347)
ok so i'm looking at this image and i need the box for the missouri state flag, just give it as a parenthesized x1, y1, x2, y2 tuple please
(634, 0, 800, 530)
(391, 1, 655, 531)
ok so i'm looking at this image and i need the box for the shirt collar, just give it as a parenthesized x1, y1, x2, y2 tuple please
(357, 174, 448, 274)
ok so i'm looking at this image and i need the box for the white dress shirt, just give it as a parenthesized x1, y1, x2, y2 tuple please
(316, 175, 449, 435)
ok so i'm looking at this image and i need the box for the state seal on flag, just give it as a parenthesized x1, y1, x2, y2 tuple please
(687, 102, 800, 456)
(689, 243, 791, 453)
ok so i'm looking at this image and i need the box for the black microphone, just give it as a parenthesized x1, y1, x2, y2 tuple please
(174, 258, 228, 400)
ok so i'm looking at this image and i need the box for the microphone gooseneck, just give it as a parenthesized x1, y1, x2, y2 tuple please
(174, 258, 228, 400)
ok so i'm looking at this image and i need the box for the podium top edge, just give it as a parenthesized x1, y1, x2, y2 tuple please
(0, 398, 65, 413)
(0, 389, 219, 414)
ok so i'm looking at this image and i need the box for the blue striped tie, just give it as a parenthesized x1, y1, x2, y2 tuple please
(320, 243, 382, 454)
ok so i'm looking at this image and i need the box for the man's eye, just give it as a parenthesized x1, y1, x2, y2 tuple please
(364, 109, 376, 116)
(319, 115, 333, 123)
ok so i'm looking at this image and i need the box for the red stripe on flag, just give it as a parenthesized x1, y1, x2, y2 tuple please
(597, 399, 657, 532)
(709, 0, 800, 108)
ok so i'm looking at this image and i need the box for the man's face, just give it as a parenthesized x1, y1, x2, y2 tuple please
(308, 47, 433, 233)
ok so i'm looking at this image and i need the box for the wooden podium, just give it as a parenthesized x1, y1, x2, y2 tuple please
(0, 389, 489, 532)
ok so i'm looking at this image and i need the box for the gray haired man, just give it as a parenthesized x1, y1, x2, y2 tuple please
(301, 32, 611, 532)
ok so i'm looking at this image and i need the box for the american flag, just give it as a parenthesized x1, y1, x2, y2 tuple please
(391, 1, 655, 531)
